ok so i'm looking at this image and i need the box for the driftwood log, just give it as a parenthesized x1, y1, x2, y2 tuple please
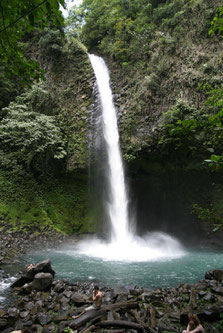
(98, 320, 145, 332)
(70, 300, 139, 329)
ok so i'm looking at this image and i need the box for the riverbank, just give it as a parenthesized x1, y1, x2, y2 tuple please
(0, 219, 82, 266)
(0, 259, 223, 333)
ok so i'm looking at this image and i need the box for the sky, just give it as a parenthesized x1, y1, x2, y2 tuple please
(60, 0, 83, 17)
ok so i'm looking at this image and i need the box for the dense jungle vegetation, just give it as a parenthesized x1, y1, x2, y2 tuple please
(0, 0, 223, 236)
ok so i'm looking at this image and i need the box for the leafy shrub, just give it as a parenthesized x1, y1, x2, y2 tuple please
(0, 101, 66, 174)
(144, 73, 161, 91)
(39, 28, 65, 64)
(16, 83, 58, 116)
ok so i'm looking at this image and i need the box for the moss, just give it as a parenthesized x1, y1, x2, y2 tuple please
(0, 171, 96, 234)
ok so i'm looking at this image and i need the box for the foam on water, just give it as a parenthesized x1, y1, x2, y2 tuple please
(76, 232, 185, 262)
(0, 276, 16, 307)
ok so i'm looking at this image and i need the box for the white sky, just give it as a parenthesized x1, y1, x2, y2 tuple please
(60, 0, 83, 18)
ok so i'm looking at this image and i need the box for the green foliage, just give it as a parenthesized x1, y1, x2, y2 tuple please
(0, 95, 66, 173)
(76, 0, 153, 62)
(214, 313, 223, 331)
(157, 84, 223, 168)
(0, 67, 20, 109)
(0, 171, 93, 234)
(152, 0, 184, 26)
(65, 4, 84, 39)
(0, 0, 65, 84)
(209, 6, 223, 36)
(39, 28, 65, 65)
(158, 100, 203, 158)
(18, 82, 58, 115)
(192, 203, 222, 232)
(64, 327, 73, 333)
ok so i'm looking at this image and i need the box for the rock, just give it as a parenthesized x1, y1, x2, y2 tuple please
(203, 293, 214, 301)
(0, 309, 7, 317)
(42, 324, 57, 333)
(1, 328, 14, 333)
(32, 272, 53, 291)
(20, 311, 30, 319)
(54, 281, 65, 293)
(58, 321, 69, 333)
(34, 259, 55, 278)
(21, 283, 33, 294)
(25, 301, 35, 310)
(63, 290, 72, 298)
(205, 269, 223, 282)
(198, 310, 221, 322)
(54, 315, 68, 322)
(116, 292, 128, 302)
(11, 259, 55, 288)
(71, 292, 89, 305)
(35, 313, 51, 326)
(129, 288, 142, 296)
(0, 318, 7, 329)
(7, 308, 18, 318)
(22, 320, 33, 327)
(212, 286, 223, 296)
(31, 325, 43, 333)
(11, 276, 33, 288)
(59, 295, 70, 305)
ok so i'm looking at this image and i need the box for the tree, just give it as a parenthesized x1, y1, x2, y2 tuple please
(0, 0, 65, 85)
(65, 4, 84, 39)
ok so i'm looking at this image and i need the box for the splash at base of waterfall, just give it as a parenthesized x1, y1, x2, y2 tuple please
(76, 232, 186, 262)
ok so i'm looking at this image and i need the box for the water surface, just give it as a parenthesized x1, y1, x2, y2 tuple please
(21, 246, 223, 288)
(1, 245, 222, 308)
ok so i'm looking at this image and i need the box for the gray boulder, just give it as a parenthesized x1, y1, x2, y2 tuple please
(32, 272, 53, 291)
(205, 269, 223, 282)
(11, 259, 55, 288)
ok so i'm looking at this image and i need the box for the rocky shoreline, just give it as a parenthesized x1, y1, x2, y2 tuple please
(1, 223, 223, 332)
(0, 220, 76, 265)
(0, 258, 223, 333)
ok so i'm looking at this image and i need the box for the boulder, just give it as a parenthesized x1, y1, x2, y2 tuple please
(71, 292, 89, 305)
(205, 269, 223, 282)
(35, 312, 51, 326)
(32, 272, 53, 291)
(10, 276, 33, 288)
(11, 259, 55, 288)
(34, 259, 55, 278)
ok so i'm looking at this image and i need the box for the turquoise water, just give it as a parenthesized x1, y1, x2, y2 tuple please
(21, 246, 223, 288)
(1, 245, 222, 308)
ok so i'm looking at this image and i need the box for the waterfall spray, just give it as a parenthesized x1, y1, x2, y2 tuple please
(76, 54, 186, 261)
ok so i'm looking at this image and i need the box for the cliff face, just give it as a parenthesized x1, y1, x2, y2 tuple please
(98, 0, 223, 241)
(1, 0, 223, 239)
(106, 0, 223, 163)
(0, 31, 96, 235)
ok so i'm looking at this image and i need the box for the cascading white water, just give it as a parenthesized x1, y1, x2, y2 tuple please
(76, 54, 186, 261)
(89, 54, 130, 243)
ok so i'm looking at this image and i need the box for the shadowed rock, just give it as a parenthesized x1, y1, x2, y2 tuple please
(11, 259, 55, 288)
(205, 269, 223, 282)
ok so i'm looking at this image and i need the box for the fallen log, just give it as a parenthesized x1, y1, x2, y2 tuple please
(98, 320, 145, 332)
(70, 309, 104, 328)
(70, 300, 138, 329)
(103, 300, 138, 311)
(149, 305, 157, 328)
(79, 315, 103, 333)
(79, 325, 96, 333)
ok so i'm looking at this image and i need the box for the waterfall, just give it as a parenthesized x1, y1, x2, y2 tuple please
(76, 54, 186, 261)
(88, 54, 130, 243)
